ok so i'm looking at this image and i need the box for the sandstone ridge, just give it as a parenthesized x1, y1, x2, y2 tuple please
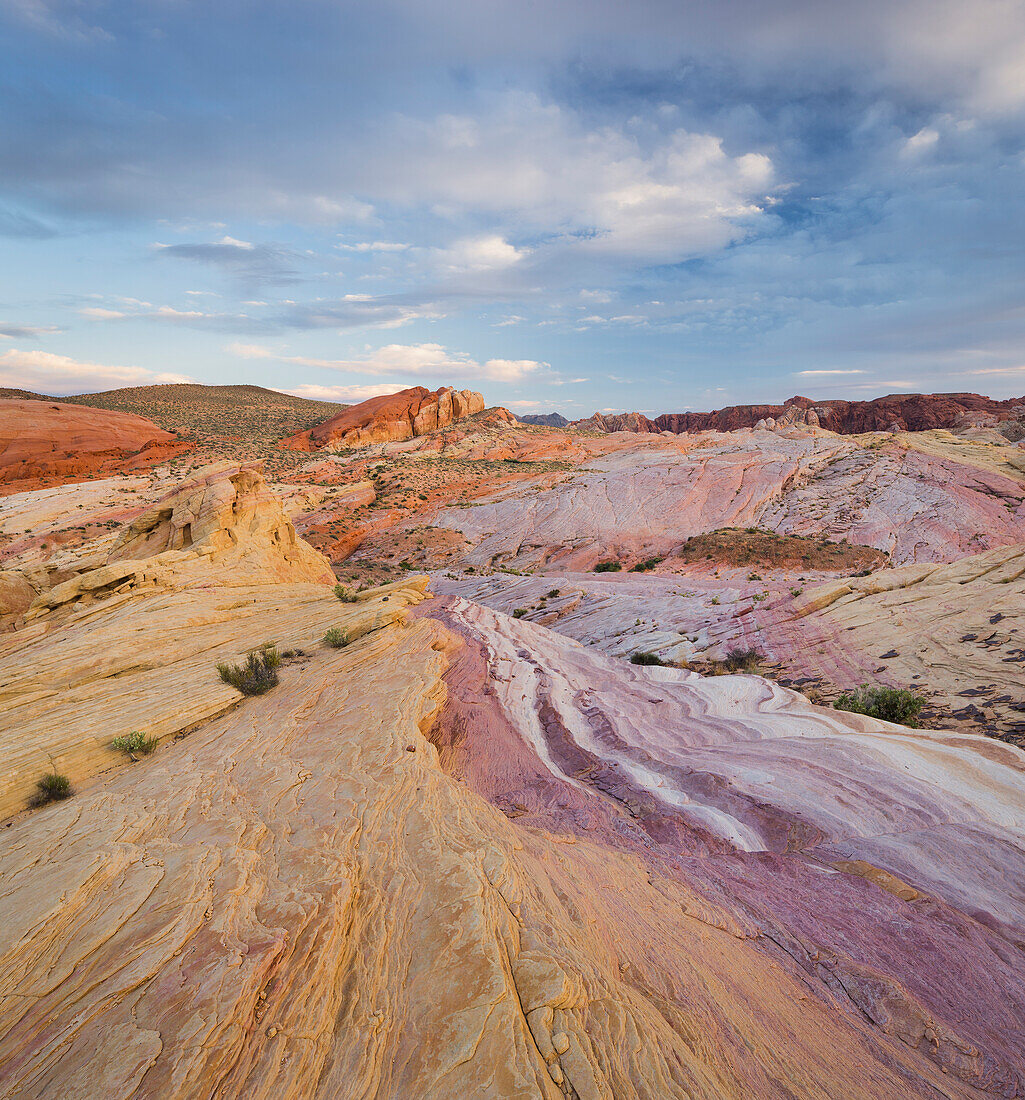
(283, 385, 488, 451)
(575, 391, 1025, 436)
(0, 399, 184, 486)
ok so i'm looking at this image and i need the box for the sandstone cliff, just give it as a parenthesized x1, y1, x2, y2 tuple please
(283, 385, 487, 451)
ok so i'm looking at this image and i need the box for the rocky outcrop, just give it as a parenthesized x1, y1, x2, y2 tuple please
(3, 570, 1024, 1096)
(282, 385, 487, 451)
(518, 412, 569, 427)
(0, 463, 403, 818)
(437, 432, 1025, 569)
(574, 410, 657, 433)
(0, 399, 184, 486)
(574, 392, 1025, 437)
(22, 464, 335, 622)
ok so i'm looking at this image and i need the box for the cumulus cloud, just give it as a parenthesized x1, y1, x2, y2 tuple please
(0, 348, 194, 394)
(385, 95, 776, 265)
(230, 341, 547, 382)
(434, 235, 527, 273)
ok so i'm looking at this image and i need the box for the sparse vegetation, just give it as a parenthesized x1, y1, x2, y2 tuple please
(833, 685, 926, 727)
(111, 730, 159, 755)
(333, 584, 359, 602)
(323, 628, 348, 648)
(696, 646, 763, 675)
(594, 560, 622, 573)
(630, 651, 669, 666)
(512, 608, 527, 618)
(217, 647, 282, 695)
(677, 528, 887, 572)
(629, 556, 664, 573)
(31, 769, 74, 806)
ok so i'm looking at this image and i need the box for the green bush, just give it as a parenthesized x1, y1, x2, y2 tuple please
(512, 608, 527, 618)
(111, 731, 159, 755)
(629, 557, 664, 573)
(218, 648, 281, 695)
(833, 685, 926, 727)
(333, 584, 359, 603)
(630, 651, 668, 666)
(594, 561, 621, 573)
(31, 770, 74, 806)
(323, 628, 348, 648)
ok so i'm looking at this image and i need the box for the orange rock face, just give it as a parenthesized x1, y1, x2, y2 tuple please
(282, 386, 487, 451)
(0, 399, 183, 488)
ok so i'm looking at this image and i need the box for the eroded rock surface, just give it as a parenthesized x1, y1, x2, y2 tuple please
(0, 399, 189, 488)
(2, 403, 1025, 1099)
(283, 385, 487, 451)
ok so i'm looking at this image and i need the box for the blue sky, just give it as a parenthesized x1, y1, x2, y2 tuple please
(1, 1, 1025, 416)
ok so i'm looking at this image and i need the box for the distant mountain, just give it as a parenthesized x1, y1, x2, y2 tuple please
(518, 412, 568, 427)
(573, 392, 1025, 436)
(1, 383, 345, 446)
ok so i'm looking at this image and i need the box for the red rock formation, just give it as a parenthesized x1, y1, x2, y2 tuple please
(282, 385, 488, 451)
(575, 392, 1025, 436)
(0, 399, 183, 487)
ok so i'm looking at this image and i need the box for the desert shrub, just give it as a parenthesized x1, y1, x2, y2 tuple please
(630, 651, 668, 666)
(629, 557, 664, 573)
(31, 769, 73, 806)
(833, 685, 926, 727)
(218, 648, 281, 695)
(333, 584, 359, 603)
(723, 646, 762, 672)
(594, 561, 622, 573)
(512, 608, 527, 618)
(111, 731, 159, 755)
(547, 589, 560, 598)
(323, 628, 348, 648)
(700, 646, 763, 675)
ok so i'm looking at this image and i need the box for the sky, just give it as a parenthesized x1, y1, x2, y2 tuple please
(1, 1, 1025, 416)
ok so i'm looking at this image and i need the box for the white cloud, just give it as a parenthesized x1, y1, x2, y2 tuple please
(387, 95, 776, 264)
(434, 234, 527, 272)
(794, 369, 867, 376)
(229, 341, 547, 382)
(902, 127, 940, 156)
(0, 348, 194, 394)
(336, 241, 411, 253)
(227, 342, 274, 359)
(218, 235, 254, 250)
(281, 383, 410, 402)
(79, 307, 127, 319)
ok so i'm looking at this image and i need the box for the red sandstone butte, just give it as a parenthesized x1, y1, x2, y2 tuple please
(0, 399, 179, 485)
(282, 385, 487, 451)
